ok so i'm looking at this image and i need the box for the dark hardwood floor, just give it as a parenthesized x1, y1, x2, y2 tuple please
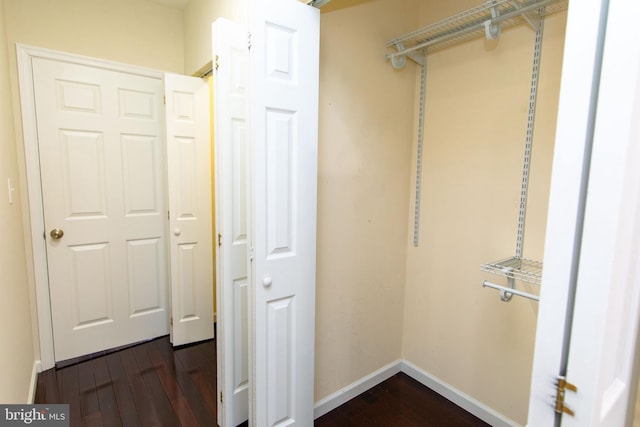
(315, 373, 490, 427)
(35, 336, 217, 426)
(35, 337, 489, 426)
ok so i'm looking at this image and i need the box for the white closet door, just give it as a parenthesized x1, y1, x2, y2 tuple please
(559, 0, 640, 424)
(213, 18, 251, 427)
(164, 73, 215, 346)
(250, 0, 320, 425)
(33, 57, 169, 362)
(528, 0, 640, 425)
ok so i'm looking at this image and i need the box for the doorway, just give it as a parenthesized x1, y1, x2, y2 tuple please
(18, 45, 214, 367)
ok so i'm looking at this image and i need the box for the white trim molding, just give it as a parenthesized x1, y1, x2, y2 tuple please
(314, 360, 402, 419)
(28, 360, 41, 403)
(401, 360, 519, 427)
(314, 359, 519, 427)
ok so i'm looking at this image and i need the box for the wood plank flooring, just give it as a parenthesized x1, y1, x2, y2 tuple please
(35, 336, 490, 426)
(35, 336, 217, 427)
(315, 373, 490, 426)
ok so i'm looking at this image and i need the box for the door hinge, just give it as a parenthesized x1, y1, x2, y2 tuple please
(163, 95, 166, 105)
(170, 317, 173, 326)
(555, 376, 577, 417)
(218, 233, 222, 247)
(215, 54, 219, 71)
(248, 33, 252, 51)
(168, 211, 170, 220)
(219, 392, 223, 403)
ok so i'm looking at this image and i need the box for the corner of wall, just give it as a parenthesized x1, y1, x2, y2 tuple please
(0, 0, 38, 404)
(314, 0, 419, 402)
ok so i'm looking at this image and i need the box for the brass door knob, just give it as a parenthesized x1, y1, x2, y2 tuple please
(50, 228, 64, 239)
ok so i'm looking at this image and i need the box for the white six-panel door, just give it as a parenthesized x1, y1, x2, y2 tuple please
(33, 57, 169, 362)
(250, 0, 320, 425)
(213, 18, 251, 427)
(164, 73, 215, 347)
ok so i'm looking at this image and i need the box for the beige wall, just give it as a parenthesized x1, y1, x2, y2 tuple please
(0, 0, 36, 403)
(401, 4, 567, 424)
(3, 0, 184, 73)
(1, 0, 184, 390)
(0, 0, 570, 420)
(636, 388, 640, 427)
(316, 3, 567, 423)
(183, 0, 246, 75)
(314, 0, 417, 400)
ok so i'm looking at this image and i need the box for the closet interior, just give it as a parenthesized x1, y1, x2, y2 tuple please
(386, 0, 568, 302)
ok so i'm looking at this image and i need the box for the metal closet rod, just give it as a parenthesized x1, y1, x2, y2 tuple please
(483, 280, 540, 301)
(386, 0, 561, 61)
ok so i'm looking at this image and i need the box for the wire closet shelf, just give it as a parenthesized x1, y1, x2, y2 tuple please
(480, 257, 543, 285)
(385, 0, 570, 302)
(386, 0, 568, 62)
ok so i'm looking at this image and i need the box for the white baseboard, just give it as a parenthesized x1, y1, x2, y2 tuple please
(400, 360, 519, 427)
(314, 359, 402, 419)
(27, 360, 41, 403)
(313, 359, 520, 427)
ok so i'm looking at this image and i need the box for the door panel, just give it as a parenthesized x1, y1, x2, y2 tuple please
(251, 1, 320, 425)
(122, 134, 162, 215)
(69, 243, 112, 327)
(213, 17, 251, 427)
(127, 238, 164, 316)
(33, 57, 169, 362)
(528, 0, 640, 425)
(561, 0, 640, 424)
(164, 73, 215, 347)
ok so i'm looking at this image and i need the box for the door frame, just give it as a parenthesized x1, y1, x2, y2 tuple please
(17, 44, 166, 370)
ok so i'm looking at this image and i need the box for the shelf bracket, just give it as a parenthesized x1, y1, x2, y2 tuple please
(509, 0, 542, 31)
(483, 1, 502, 39)
(501, 269, 515, 302)
(406, 52, 425, 67)
(390, 42, 407, 69)
(389, 43, 425, 69)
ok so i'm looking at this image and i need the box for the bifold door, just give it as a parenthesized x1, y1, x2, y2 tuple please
(213, 17, 251, 427)
(251, 0, 320, 425)
(214, 0, 320, 424)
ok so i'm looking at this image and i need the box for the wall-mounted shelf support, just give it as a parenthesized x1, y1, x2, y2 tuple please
(390, 43, 407, 69)
(481, 6, 548, 302)
(510, 0, 543, 30)
(385, 0, 567, 247)
(484, 1, 502, 40)
(412, 58, 427, 246)
(389, 43, 425, 69)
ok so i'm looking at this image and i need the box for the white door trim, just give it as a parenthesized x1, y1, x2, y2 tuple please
(17, 44, 165, 370)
